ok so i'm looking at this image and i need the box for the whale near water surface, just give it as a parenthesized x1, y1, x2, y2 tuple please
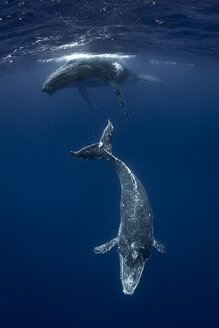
(42, 56, 162, 120)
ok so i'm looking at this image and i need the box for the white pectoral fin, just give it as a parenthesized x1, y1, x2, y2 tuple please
(153, 239, 166, 253)
(94, 237, 118, 254)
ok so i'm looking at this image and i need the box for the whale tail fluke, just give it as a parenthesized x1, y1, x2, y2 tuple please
(71, 120, 113, 160)
(99, 119, 113, 154)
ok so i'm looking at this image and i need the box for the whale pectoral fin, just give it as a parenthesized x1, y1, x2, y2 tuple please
(94, 237, 118, 254)
(108, 79, 130, 121)
(153, 239, 166, 253)
(78, 86, 98, 111)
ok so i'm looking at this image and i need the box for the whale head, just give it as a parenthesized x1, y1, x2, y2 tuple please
(42, 67, 70, 95)
(42, 60, 97, 95)
(119, 244, 150, 295)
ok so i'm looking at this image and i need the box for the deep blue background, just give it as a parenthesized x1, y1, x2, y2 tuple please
(0, 57, 219, 327)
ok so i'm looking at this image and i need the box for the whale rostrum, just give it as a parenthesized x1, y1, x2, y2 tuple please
(42, 57, 163, 121)
(71, 120, 165, 295)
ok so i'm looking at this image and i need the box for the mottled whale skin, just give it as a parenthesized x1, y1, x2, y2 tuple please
(71, 120, 165, 295)
(42, 57, 162, 120)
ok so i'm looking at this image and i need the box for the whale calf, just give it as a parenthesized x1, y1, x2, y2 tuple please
(71, 120, 165, 295)
(42, 57, 162, 120)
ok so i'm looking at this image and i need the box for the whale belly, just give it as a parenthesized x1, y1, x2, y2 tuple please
(119, 176, 154, 250)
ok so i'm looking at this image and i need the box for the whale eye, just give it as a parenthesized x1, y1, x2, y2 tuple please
(132, 250, 138, 259)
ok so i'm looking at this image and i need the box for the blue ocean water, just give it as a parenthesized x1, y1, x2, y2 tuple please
(0, 1, 219, 328)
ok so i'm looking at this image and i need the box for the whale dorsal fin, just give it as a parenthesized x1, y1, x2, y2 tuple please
(78, 86, 98, 111)
(108, 79, 130, 121)
(94, 237, 118, 254)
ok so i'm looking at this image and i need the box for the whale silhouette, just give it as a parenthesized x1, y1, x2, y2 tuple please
(42, 57, 162, 120)
(71, 120, 165, 295)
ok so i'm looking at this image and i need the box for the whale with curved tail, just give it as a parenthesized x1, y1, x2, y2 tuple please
(71, 120, 165, 295)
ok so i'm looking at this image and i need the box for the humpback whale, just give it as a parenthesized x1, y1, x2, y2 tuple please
(42, 57, 162, 120)
(71, 120, 165, 295)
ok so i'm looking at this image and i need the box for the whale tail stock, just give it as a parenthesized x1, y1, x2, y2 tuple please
(71, 120, 113, 160)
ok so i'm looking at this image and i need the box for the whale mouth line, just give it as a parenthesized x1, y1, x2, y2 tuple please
(119, 255, 145, 296)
